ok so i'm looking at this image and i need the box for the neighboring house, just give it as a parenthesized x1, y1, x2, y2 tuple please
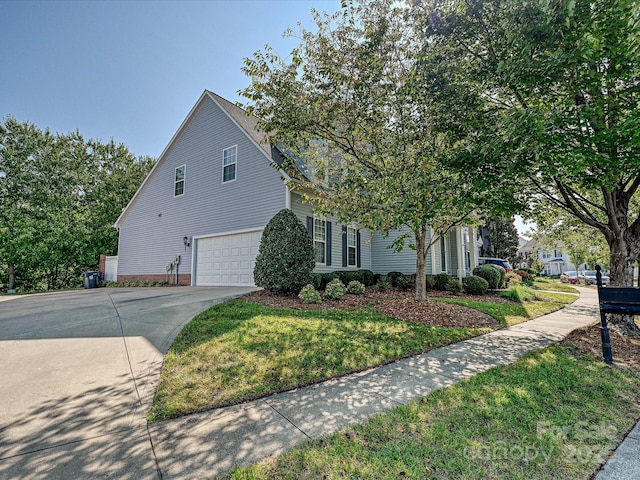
(114, 90, 477, 286)
(517, 238, 586, 276)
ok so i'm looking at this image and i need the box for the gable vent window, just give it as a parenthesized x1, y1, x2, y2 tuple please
(174, 165, 185, 196)
(223, 145, 237, 183)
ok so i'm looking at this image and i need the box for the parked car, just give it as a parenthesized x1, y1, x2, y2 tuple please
(579, 269, 609, 285)
(560, 270, 579, 284)
(477, 257, 513, 272)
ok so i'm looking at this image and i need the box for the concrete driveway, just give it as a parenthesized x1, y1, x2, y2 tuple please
(0, 286, 255, 479)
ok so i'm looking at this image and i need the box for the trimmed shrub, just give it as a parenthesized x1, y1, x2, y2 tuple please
(311, 273, 322, 290)
(434, 273, 452, 291)
(336, 270, 358, 285)
(395, 275, 411, 291)
(426, 275, 435, 290)
(473, 264, 501, 290)
(298, 284, 322, 304)
(360, 269, 375, 287)
(462, 275, 489, 295)
(325, 278, 346, 299)
(254, 209, 315, 294)
(346, 280, 365, 295)
(520, 267, 537, 277)
(387, 271, 404, 288)
(319, 272, 339, 290)
(377, 275, 391, 291)
(446, 278, 462, 294)
(506, 272, 522, 286)
(492, 264, 506, 289)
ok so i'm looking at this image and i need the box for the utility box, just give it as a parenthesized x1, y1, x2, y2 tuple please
(83, 271, 99, 289)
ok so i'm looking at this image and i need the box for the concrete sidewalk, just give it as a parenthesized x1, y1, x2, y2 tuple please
(147, 286, 638, 479)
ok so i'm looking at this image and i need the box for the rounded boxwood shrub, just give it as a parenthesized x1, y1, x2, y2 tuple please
(473, 264, 501, 290)
(446, 278, 462, 294)
(254, 209, 315, 294)
(434, 273, 452, 290)
(347, 280, 365, 295)
(298, 284, 322, 304)
(387, 271, 404, 288)
(311, 273, 323, 290)
(426, 275, 435, 290)
(492, 264, 506, 289)
(376, 274, 391, 291)
(325, 278, 346, 299)
(360, 269, 375, 287)
(462, 275, 489, 295)
(318, 272, 339, 289)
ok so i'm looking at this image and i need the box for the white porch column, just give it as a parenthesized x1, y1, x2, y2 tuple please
(430, 227, 437, 275)
(469, 227, 478, 270)
(456, 226, 466, 280)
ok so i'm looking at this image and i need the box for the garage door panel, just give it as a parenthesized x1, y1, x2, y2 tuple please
(195, 230, 262, 286)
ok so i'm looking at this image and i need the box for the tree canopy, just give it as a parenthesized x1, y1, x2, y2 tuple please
(419, 0, 640, 334)
(0, 117, 154, 291)
(241, 0, 494, 300)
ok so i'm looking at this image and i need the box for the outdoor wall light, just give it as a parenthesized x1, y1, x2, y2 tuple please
(183, 236, 191, 249)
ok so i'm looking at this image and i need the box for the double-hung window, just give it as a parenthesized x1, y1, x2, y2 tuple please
(347, 226, 357, 267)
(223, 145, 237, 183)
(314, 217, 326, 264)
(174, 165, 185, 196)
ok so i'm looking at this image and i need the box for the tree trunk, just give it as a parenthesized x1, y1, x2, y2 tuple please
(8, 263, 15, 290)
(606, 232, 640, 337)
(414, 225, 428, 301)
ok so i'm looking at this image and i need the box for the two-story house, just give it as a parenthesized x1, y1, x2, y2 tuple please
(114, 90, 477, 286)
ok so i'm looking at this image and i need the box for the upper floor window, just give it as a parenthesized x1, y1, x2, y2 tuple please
(223, 145, 237, 183)
(347, 226, 357, 267)
(174, 165, 185, 196)
(314, 217, 326, 264)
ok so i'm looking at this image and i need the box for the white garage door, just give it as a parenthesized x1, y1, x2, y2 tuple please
(194, 230, 262, 286)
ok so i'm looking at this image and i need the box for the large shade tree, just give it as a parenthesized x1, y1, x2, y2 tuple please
(240, 0, 496, 301)
(418, 0, 640, 334)
(0, 117, 154, 291)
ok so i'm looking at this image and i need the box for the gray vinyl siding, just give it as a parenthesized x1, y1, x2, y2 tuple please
(371, 228, 434, 275)
(117, 97, 286, 276)
(290, 193, 372, 273)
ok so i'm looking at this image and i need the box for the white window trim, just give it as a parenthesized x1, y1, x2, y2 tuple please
(347, 226, 357, 267)
(440, 235, 448, 272)
(174, 164, 185, 197)
(222, 145, 237, 184)
(314, 217, 327, 265)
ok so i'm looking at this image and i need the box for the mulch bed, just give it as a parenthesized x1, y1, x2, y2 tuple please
(241, 288, 502, 329)
(242, 288, 640, 366)
(562, 324, 640, 368)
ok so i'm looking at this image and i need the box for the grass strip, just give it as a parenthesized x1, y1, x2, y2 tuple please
(148, 300, 488, 421)
(227, 345, 640, 479)
(434, 289, 577, 326)
(532, 278, 580, 293)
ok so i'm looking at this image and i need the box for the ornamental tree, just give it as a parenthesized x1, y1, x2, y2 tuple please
(241, 0, 495, 301)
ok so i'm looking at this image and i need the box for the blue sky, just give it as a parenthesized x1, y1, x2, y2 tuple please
(1, 0, 341, 158)
(1, 0, 532, 237)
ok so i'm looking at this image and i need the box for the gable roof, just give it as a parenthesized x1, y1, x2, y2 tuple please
(115, 90, 287, 227)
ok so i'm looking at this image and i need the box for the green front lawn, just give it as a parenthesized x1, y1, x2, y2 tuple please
(227, 344, 640, 479)
(148, 301, 488, 421)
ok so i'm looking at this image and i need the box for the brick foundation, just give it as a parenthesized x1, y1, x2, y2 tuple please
(116, 274, 192, 286)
